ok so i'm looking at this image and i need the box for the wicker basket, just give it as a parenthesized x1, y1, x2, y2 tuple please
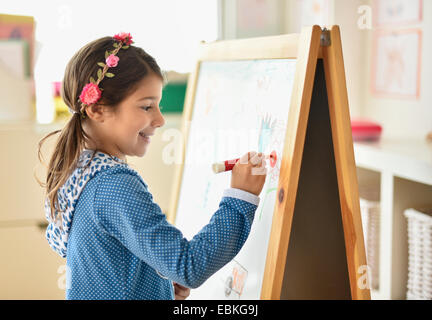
(404, 208, 432, 300)
(359, 196, 380, 290)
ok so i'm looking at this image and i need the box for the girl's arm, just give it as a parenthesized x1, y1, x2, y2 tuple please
(93, 169, 258, 289)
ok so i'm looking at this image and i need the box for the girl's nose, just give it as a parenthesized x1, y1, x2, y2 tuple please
(153, 108, 165, 128)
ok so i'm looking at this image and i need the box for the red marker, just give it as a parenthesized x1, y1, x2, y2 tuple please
(212, 150, 277, 174)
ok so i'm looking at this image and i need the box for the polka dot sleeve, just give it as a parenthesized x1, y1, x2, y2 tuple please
(93, 169, 258, 289)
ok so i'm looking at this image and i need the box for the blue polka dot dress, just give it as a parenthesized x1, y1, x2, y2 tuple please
(45, 150, 259, 300)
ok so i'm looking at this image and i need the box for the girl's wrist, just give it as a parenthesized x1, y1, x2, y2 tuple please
(222, 188, 260, 206)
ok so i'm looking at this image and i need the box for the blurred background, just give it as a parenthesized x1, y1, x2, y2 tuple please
(0, 0, 431, 300)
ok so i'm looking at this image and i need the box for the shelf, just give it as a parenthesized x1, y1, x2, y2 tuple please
(354, 139, 432, 300)
(354, 139, 432, 186)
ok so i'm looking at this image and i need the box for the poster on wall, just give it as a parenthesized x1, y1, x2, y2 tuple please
(371, 29, 422, 99)
(374, 0, 423, 26)
(298, 0, 329, 28)
(236, 0, 282, 38)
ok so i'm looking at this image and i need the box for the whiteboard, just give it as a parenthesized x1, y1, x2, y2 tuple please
(174, 59, 297, 299)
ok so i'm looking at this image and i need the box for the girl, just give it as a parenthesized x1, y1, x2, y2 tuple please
(38, 32, 267, 300)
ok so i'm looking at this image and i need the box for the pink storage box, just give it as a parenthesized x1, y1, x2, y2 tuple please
(351, 119, 383, 142)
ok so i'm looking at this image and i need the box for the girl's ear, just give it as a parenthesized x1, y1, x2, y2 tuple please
(85, 104, 107, 122)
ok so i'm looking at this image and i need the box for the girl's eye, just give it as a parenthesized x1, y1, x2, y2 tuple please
(141, 106, 152, 111)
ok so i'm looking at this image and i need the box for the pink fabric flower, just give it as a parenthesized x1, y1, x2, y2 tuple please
(106, 54, 119, 67)
(113, 32, 133, 46)
(79, 83, 102, 105)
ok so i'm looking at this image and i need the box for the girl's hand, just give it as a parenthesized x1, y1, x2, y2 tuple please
(231, 151, 267, 196)
(174, 282, 190, 300)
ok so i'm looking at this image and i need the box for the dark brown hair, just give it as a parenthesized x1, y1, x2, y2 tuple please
(38, 36, 164, 222)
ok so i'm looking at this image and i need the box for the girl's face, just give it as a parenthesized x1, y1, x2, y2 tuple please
(90, 73, 165, 160)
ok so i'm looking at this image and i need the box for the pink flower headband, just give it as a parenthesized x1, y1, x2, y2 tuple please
(73, 32, 134, 118)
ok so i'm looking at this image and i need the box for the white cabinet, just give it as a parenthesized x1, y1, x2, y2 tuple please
(0, 221, 65, 299)
(0, 123, 65, 299)
(354, 139, 432, 300)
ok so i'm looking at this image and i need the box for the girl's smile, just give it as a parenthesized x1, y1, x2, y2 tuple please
(138, 131, 152, 143)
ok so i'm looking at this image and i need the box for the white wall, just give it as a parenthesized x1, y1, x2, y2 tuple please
(223, 0, 366, 119)
(228, 0, 431, 140)
(295, 0, 431, 140)
(363, 0, 432, 140)
(331, 0, 367, 120)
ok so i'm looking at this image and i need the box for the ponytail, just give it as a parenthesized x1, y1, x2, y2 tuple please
(37, 113, 88, 221)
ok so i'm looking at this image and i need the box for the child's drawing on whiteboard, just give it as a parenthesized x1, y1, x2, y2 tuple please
(254, 113, 285, 222)
(180, 59, 297, 300)
(269, 120, 286, 182)
(201, 175, 223, 212)
(258, 187, 278, 220)
(257, 113, 285, 183)
(223, 260, 248, 299)
(258, 113, 276, 154)
(256, 74, 271, 93)
(203, 75, 220, 116)
(202, 180, 212, 209)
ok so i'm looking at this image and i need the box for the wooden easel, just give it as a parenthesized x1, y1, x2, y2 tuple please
(169, 25, 371, 300)
(260, 26, 370, 300)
